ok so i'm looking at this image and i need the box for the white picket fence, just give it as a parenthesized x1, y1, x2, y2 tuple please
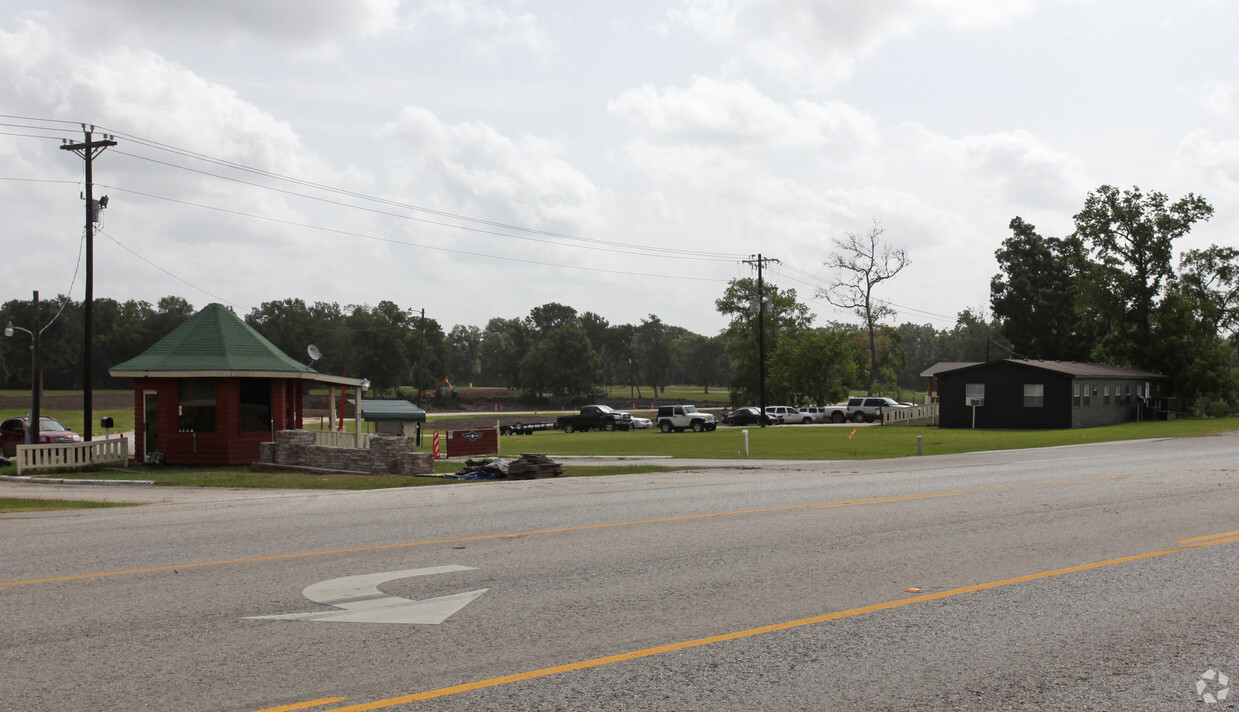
(882, 403, 939, 426)
(313, 430, 369, 448)
(15, 436, 130, 475)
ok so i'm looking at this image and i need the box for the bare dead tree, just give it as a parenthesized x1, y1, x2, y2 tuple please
(818, 221, 910, 393)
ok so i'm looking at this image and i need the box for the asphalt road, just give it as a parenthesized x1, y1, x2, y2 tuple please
(2, 435, 1238, 711)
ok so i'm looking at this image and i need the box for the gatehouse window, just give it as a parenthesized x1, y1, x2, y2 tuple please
(178, 378, 217, 432)
(239, 378, 272, 433)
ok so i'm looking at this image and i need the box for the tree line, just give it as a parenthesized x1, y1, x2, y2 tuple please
(1, 184, 1234, 412)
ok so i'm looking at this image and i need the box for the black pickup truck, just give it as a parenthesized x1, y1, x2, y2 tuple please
(556, 405, 633, 433)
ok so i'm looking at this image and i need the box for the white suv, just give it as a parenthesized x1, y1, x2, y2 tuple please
(797, 407, 830, 424)
(765, 405, 805, 424)
(657, 405, 718, 433)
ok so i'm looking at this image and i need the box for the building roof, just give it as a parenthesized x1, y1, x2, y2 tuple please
(920, 362, 982, 378)
(350, 399, 427, 423)
(935, 359, 1166, 379)
(109, 303, 364, 386)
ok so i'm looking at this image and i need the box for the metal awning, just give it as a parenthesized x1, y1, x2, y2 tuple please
(348, 399, 427, 423)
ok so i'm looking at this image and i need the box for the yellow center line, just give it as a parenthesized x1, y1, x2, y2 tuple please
(1178, 529, 1239, 543)
(3, 463, 1232, 589)
(291, 532, 1239, 712)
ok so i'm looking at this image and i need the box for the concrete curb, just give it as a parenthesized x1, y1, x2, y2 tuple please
(0, 475, 156, 486)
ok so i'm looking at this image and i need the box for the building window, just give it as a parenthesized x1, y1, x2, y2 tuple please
(239, 378, 272, 433)
(1073, 383, 1080, 408)
(1125, 384, 1132, 405)
(1103, 384, 1111, 406)
(1024, 384, 1044, 408)
(965, 383, 985, 406)
(178, 378, 217, 432)
(1082, 382, 1091, 408)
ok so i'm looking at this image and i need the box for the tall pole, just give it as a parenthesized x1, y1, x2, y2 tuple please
(61, 126, 116, 442)
(756, 254, 766, 425)
(743, 254, 778, 427)
(30, 291, 41, 445)
(417, 308, 426, 409)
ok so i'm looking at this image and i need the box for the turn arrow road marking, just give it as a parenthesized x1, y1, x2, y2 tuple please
(246, 565, 487, 625)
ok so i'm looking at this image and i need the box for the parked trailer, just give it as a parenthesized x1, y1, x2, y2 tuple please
(499, 422, 558, 436)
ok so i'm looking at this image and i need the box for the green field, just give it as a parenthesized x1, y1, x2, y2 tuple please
(499, 417, 1238, 460)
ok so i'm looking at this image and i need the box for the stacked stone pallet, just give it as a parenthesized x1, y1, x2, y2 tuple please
(506, 453, 564, 479)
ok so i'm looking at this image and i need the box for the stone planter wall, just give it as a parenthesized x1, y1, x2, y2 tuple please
(258, 430, 434, 475)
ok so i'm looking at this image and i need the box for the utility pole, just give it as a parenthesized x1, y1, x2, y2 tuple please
(60, 125, 116, 442)
(417, 308, 426, 409)
(743, 254, 779, 427)
(31, 291, 40, 446)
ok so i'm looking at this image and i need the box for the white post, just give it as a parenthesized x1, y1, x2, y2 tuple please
(354, 385, 364, 448)
(743, 429, 749, 458)
(328, 386, 336, 431)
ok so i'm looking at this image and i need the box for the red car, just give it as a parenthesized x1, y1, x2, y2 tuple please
(0, 416, 83, 457)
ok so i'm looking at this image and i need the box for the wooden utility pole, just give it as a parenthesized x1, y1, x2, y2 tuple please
(60, 126, 116, 441)
(743, 254, 779, 426)
(417, 308, 426, 409)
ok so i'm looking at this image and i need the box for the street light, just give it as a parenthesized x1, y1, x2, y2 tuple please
(4, 291, 42, 446)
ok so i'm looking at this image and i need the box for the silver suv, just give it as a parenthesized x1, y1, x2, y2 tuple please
(845, 397, 909, 423)
(657, 405, 718, 433)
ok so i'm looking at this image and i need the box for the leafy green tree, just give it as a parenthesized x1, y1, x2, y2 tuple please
(1, 294, 82, 390)
(894, 322, 939, 389)
(767, 328, 858, 405)
(247, 298, 317, 367)
(1072, 185, 1213, 362)
(447, 324, 482, 385)
(345, 301, 417, 396)
(603, 323, 640, 398)
(716, 278, 812, 406)
(935, 308, 1004, 362)
(672, 333, 731, 393)
(990, 218, 1091, 360)
(518, 323, 601, 398)
(635, 314, 671, 396)
(526, 303, 578, 334)
(1177, 245, 1239, 340)
(478, 317, 530, 389)
(1147, 290, 1237, 411)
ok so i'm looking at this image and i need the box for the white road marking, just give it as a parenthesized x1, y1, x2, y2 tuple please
(246, 565, 488, 625)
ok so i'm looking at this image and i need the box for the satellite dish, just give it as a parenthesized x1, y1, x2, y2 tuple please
(306, 344, 321, 365)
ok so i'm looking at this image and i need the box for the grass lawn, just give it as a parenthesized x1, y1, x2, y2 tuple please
(2, 416, 1232, 493)
(0, 459, 681, 489)
(503, 416, 1239, 460)
(0, 497, 134, 513)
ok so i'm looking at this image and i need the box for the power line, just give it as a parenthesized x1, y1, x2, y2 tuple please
(100, 130, 745, 261)
(1, 115, 748, 262)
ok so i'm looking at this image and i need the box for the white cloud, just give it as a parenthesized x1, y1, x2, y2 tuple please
(670, 0, 1035, 93)
(380, 105, 611, 235)
(895, 124, 1090, 212)
(409, 0, 555, 58)
(71, 0, 400, 55)
(608, 76, 881, 151)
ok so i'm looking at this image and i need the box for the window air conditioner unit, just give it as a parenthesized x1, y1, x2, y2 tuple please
(967, 397, 984, 406)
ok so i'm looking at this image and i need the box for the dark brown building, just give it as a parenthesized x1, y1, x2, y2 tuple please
(936, 360, 1169, 429)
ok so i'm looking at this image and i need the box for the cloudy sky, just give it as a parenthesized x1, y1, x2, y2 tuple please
(1, 0, 1237, 339)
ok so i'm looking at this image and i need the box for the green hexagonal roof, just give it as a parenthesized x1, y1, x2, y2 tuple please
(110, 303, 315, 376)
